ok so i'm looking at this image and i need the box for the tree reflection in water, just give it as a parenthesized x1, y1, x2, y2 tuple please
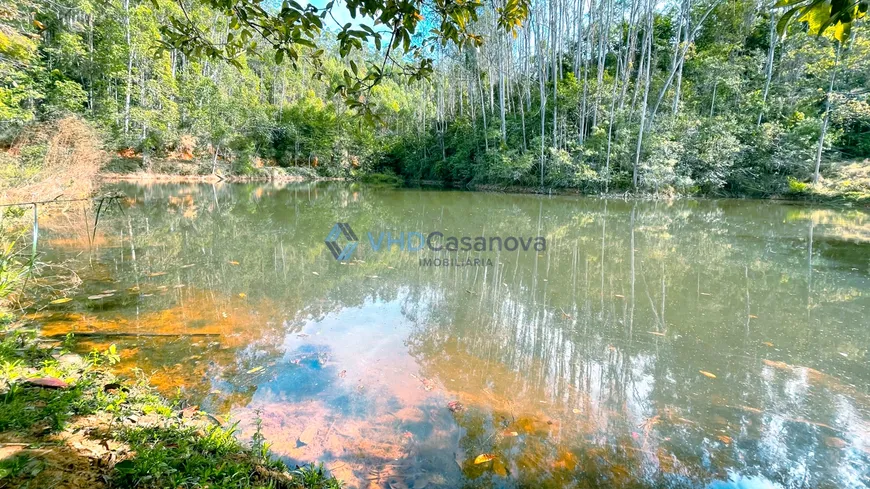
(29, 182, 870, 488)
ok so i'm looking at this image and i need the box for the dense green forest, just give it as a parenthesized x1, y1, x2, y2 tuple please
(1, 0, 868, 197)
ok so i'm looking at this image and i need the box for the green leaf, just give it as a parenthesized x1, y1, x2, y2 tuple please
(774, 0, 807, 7)
(833, 20, 851, 41)
(777, 7, 802, 35)
(799, 2, 832, 34)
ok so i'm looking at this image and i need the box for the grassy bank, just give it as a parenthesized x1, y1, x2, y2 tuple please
(0, 327, 342, 489)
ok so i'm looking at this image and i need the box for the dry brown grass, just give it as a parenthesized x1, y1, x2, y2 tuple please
(1, 117, 106, 206)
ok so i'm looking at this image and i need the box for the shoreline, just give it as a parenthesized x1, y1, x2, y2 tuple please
(94, 170, 868, 208)
(100, 172, 313, 183)
(406, 180, 870, 208)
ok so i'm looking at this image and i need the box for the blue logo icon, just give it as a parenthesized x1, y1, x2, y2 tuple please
(325, 223, 358, 261)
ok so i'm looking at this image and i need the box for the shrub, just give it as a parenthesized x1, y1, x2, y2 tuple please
(787, 177, 810, 193)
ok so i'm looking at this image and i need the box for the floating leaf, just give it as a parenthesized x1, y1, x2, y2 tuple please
(412, 373, 435, 391)
(312, 271, 319, 275)
(297, 424, 317, 447)
(572, 408, 581, 414)
(50, 298, 73, 304)
(229, 261, 240, 265)
(88, 293, 114, 300)
(614, 294, 625, 298)
(238, 293, 247, 298)
(502, 430, 518, 437)
(648, 331, 666, 337)
(824, 436, 847, 448)
(749, 314, 758, 319)
(493, 457, 508, 476)
(717, 435, 732, 444)
(700, 292, 712, 296)
(247, 366, 265, 374)
(147, 272, 167, 277)
(474, 453, 496, 464)
(25, 377, 69, 389)
(700, 370, 717, 379)
(447, 401, 464, 412)
(762, 341, 774, 347)
(763, 359, 790, 369)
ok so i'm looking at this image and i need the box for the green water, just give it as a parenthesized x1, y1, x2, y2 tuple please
(34, 183, 870, 488)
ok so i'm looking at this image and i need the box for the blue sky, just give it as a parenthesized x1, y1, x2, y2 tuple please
(300, 0, 382, 32)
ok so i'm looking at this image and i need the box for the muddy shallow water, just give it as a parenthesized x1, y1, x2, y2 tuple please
(30, 182, 870, 488)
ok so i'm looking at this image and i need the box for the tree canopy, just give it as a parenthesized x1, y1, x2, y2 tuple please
(1, 0, 868, 200)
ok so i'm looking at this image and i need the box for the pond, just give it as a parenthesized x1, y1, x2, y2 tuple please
(29, 182, 870, 488)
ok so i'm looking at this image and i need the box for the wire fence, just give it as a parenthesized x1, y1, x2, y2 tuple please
(1, 194, 126, 258)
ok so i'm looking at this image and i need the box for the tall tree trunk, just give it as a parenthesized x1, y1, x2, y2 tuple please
(757, 4, 777, 126)
(439, 81, 446, 162)
(88, 14, 94, 115)
(519, 79, 528, 151)
(671, 0, 691, 115)
(123, 0, 133, 136)
(477, 59, 490, 151)
(593, 0, 611, 129)
(813, 43, 840, 184)
(469, 74, 478, 151)
(579, 38, 590, 142)
(552, 0, 559, 149)
(499, 32, 507, 142)
(709, 79, 717, 116)
(536, 8, 547, 186)
(212, 145, 219, 175)
(649, 0, 721, 122)
(574, 0, 584, 77)
(632, 0, 653, 190)
(604, 57, 621, 193)
(618, 0, 639, 110)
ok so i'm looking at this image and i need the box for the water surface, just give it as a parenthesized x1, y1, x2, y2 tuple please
(31, 183, 870, 488)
